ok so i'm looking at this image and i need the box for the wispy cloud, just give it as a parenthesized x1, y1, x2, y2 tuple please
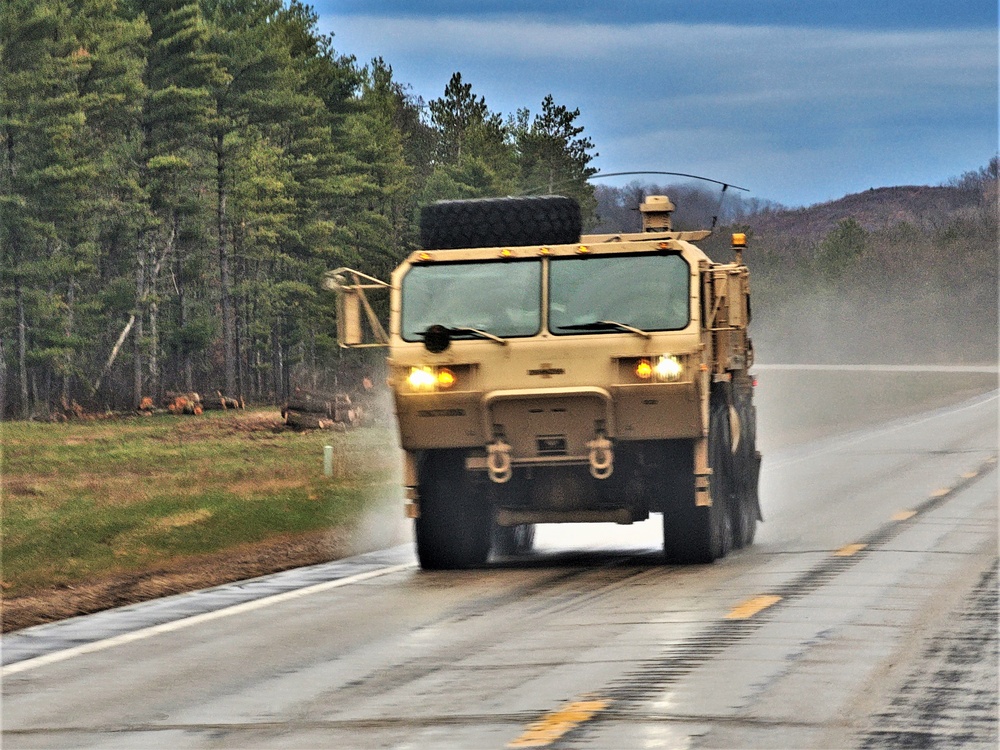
(323, 15, 998, 204)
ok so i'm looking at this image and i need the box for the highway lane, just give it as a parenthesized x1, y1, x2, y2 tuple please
(3, 389, 997, 749)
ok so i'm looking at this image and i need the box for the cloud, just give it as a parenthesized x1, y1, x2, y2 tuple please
(322, 15, 998, 205)
(321, 1, 997, 31)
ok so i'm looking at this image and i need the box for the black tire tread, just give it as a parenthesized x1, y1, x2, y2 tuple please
(420, 196, 581, 249)
(416, 451, 490, 570)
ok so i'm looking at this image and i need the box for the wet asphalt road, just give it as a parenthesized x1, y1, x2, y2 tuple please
(2, 390, 997, 749)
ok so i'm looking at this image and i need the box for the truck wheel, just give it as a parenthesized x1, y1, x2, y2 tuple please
(416, 451, 490, 570)
(662, 400, 734, 563)
(419, 196, 581, 250)
(491, 523, 535, 557)
(731, 402, 760, 549)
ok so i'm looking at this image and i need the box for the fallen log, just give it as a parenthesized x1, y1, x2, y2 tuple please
(283, 409, 335, 430)
(285, 396, 333, 416)
(201, 391, 245, 410)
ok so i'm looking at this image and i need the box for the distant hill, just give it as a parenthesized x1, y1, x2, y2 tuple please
(733, 172, 997, 365)
(748, 185, 984, 243)
(589, 171, 996, 364)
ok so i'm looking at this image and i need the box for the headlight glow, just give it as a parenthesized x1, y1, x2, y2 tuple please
(407, 366, 459, 391)
(407, 366, 437, 390)
(654, 355, 683, 381)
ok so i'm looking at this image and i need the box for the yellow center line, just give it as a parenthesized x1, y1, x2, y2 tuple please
(891, 510, 917, 521)
(725, 594, 781, 620)
(930, 488, 950, 498)
(962, 471, 979, 479)
(509, 698, 610, 748)
(834, 543, 867, 557)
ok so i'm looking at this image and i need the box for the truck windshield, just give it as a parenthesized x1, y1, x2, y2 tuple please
(400, 260, 542, 341)
(549, 254, 690, 334)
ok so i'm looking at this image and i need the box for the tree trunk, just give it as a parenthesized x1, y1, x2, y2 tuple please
(133, 250, 145, 408)
(93, 314, 135, 393)
(216, 132, 236, 396)
(16, 278, 29, 419)
(235, 301, 244, 401)
(63, 270, 74, 405)
(0, 335, 7, 420)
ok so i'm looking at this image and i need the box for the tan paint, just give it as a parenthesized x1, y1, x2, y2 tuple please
(328, 196, 756, 523)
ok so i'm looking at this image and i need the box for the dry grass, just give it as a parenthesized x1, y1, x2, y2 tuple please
(1, 409, 400, 601)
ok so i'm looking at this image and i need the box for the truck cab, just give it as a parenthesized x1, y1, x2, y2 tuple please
(327, 194, 761, 569)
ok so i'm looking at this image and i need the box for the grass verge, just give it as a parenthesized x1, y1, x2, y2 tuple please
(1, 410, 400, 605)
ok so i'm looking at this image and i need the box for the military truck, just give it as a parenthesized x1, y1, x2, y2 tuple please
(325, 193, 761, 569)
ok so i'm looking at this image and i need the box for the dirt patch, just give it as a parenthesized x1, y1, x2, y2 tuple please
(1, 529, 353, 633)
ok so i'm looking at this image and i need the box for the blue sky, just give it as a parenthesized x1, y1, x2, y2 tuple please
(314, 2, 998, 206)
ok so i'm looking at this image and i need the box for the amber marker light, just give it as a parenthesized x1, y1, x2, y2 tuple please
(418, 251, 431, 261)
(635, 360, 653, 379)
(436, 368, 456, 389)
(731, 233, 747, 247)
(577, 245, 590, 254)
(500, 248, 512, 258)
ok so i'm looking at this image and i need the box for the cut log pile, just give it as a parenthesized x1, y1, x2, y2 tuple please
(164, 391, 203, 415)
(201, 391, 245, 411)
(282, 388, 361, 430)
(135, 391, 245, 416)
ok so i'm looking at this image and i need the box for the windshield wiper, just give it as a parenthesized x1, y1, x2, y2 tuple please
(450, 326, 508, 345)
(419, 324, 508, 353)
(557, 320, 652, 339)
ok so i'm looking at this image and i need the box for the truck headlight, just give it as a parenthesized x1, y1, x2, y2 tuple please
(407, 366, 458, 391)
(631, 355, 684, 383)
(654, 355, 683, 381)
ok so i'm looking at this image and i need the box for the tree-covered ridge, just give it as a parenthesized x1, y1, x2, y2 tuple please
(0, 0, 598, 418)
(593, 159, 997, 365)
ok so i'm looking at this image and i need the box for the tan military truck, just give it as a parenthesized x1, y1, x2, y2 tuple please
(326, 193, 761, 569)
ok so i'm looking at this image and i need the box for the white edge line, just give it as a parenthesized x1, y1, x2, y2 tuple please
(2, 562, 415, 676)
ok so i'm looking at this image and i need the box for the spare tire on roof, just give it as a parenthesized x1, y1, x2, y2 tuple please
(419, 195, 581, 250)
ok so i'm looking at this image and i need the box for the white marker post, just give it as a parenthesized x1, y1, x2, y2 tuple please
(324, 444, 334, 478)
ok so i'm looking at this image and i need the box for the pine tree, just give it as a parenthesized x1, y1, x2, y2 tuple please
(135, 0, 220, 402)
(1, 0, 147, 415)
(424, 71, 517, 200)
(516, 94, 598, 221)
(1, 0, 58, 417)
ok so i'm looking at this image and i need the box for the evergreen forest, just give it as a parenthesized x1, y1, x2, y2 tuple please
(1, 0, 599, 418)
(2, 1, 996, 420)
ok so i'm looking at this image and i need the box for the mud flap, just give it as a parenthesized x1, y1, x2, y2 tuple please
(751, 450, 763, 521)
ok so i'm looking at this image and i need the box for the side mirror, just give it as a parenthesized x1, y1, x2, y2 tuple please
(338, 288, 364, 347)
(322, 268, 390, 348)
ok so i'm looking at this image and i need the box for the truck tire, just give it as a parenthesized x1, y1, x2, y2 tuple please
(731, 401, 760, 549)
(491, 523, 535, 557)
(415, 451, 490, 570)
(419, 196, 581, 250)
(662, 399, 734, 564)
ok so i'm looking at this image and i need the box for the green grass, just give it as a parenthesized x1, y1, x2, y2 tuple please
(1, 410, 400, 596)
